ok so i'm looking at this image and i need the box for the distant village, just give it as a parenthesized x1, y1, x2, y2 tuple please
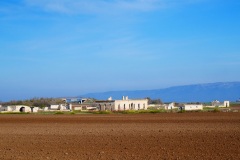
(0, 96, 236, 113)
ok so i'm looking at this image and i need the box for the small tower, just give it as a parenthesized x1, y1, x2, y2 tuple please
(223, 101, 230, 107)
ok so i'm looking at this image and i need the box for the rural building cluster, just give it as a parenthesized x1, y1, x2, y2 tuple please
(0, 96, 230, 113)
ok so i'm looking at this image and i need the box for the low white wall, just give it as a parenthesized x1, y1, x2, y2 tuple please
(32, 107, 39, 112)
(184, 104, 203, 110)
(205, 106, 215, 108)
(0, 106, 12, 111)
(50, 105, 60, 110)
(74, 107, 82, 110)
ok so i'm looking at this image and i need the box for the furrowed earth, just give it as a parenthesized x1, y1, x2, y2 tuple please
(0, 113, 239, 160)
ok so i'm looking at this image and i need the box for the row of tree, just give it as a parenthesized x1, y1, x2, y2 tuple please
(0, 98, 63, 108)
(146, 97, 163, 104)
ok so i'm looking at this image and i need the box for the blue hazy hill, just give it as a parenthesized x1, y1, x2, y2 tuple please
(81, 82, 240, 102)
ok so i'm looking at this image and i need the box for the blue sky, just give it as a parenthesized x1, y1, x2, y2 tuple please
(0, 0, 240, 101)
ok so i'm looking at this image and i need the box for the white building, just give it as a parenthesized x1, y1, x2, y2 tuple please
(211, 100, 230, 108)
(96, 96, 148, 111)
(115, 96, 148, 110)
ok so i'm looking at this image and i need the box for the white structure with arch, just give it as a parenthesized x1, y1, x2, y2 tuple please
(0, 105, 38, 113)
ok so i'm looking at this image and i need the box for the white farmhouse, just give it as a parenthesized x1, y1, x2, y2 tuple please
(95, 96, 148, 111)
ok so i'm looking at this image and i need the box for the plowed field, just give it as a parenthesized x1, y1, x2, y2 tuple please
(0, 113, 239, 160)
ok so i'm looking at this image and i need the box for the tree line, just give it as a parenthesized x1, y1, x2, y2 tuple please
(0, 98, 63, 108)
(146, 97, 163, 104)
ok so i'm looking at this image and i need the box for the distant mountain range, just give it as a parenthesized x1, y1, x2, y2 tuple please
(80, 82, 240, 102)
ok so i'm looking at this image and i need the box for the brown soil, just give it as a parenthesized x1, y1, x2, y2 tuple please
(0, 113, 239, 160)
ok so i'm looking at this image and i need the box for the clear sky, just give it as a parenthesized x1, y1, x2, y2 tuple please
(0, 0, 240, 101)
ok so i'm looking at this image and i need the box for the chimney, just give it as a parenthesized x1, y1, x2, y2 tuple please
(126, 96, 128, 100)
(122, 96, 125, 100)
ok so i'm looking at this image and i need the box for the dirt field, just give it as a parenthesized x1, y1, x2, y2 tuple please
(0, 113, 239, 160)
